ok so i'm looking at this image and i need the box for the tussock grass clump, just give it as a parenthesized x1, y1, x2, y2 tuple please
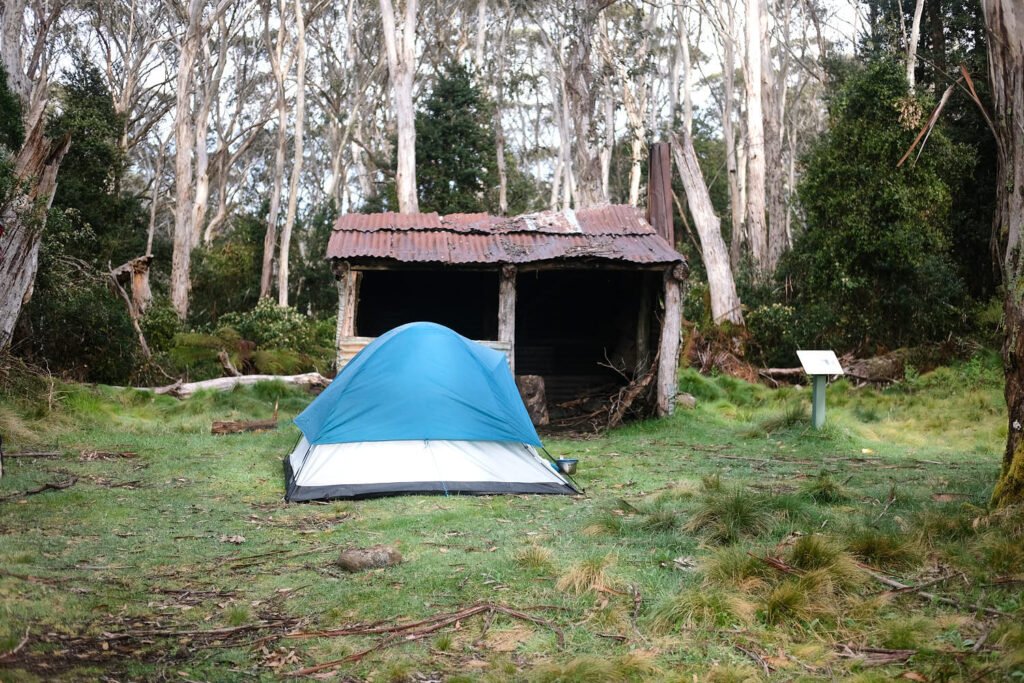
(686, 489, 771, 544)
(702, 473, 723, 491)
(785, 535, 865, 591)
(650, 586, 755, 632)
(637, 507, 682, 532)
(704, 663, 761, 683)
(878, 616, 937, 650)
(800, 473, 849, 504)
(530, 653, 659, 683)
(556, 554, 617, 595)
(759, 578, 812, 624)
(913, 507, 977, 544)
(225, 604, 251, 626)
(701, 547, 769, 590)
(845, 529, 923, 570)
(742, 403, 807, 438)
(977, 533, 1024, 574)
(514, 545, 554, 572)
(582, 511, 626, 536)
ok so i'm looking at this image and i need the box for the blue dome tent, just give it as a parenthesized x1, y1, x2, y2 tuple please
(285, 322, 577, 500)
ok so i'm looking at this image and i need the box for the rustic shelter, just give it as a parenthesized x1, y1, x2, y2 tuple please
(326, 152, 687, 422)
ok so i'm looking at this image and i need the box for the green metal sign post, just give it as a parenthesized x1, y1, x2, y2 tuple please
(811, 374, 827, 429)
(797, 351, 845, 430)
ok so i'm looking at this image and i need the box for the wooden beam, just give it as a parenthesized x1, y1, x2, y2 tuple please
(647, 142, 674, 245)
(498, 264, 517, 375)
(656, 267, 683, 416)
(333, 261, 351, 370)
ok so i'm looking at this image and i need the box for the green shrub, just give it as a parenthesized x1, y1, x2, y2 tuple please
(217, 297, 317, 350)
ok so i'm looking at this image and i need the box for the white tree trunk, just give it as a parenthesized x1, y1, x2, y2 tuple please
(170, 0, 204, 320)
(563, 0, 607, 209)
(380, 0, 419, 213)
(906, 0, 925, 88)
(764, 0, 790, 273)
(261, 3, 288, 299)
(278, 0, 306, 307)
(474, 0, 487, 71)
(671, 132, 744, 326)
(744, 0, 769, 280)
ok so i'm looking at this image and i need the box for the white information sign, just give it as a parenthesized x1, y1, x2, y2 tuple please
(797, 350, 845, 376)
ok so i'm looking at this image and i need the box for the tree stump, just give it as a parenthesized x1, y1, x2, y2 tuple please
(515, 375, 549, 426)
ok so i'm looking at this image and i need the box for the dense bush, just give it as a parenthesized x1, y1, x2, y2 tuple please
(217, 298, 319, 350)
(773, 58, 970, 357)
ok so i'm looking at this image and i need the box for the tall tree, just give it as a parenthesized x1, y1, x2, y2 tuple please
(168, 0, 203, 320)
(744, 0, 770, 278)
(0, 0, 72, 348)
(985, 0, 1024, 506)
(379, 0, 419, 213)
(278, 0, 306, 307)
(562, 0, 611, 208)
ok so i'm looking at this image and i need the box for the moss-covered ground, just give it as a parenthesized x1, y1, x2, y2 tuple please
(1, 351, 1021, 681)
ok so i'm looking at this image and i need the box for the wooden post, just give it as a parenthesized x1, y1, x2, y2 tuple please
(333, 260, 351, 370)
(657, 265, 685, 416)
(647, 142, 674, 246)
(498, 264, 517, 374)
(635, 274, 652, 374)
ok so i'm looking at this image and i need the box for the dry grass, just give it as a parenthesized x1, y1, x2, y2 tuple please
(650, 587, 756, 632)
(556, 554, 617, 595)
(686, 489, 772, 544)
(514, 545, 555, 571)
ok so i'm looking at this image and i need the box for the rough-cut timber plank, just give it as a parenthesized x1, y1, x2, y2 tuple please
(333, 261, 352, 370)
(656, 268, 683, 416)
(499, 265, 517, 375)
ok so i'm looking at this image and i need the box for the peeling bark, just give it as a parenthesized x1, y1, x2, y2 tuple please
(984, 0, 1024, 506)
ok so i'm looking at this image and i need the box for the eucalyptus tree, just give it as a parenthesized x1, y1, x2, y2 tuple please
(0, 0, 72, 348)
(985, 0, 1024, 506)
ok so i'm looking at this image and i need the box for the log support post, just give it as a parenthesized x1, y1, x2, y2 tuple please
(635, 274, 652, 373)
(657, 264, 687, 416)
(499, 264, 517, 374)
(333, 260, 352, 370)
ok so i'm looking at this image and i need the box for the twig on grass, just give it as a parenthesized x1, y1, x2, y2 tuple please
(3, 451, 60, 458)
(859, 564, 1009, 617)
(881, 572, 960, 596)
(835, 644, 915, 667)
(734, 644, 772, 675)
(0, 476, 77, 502)
(0, 628, 29, 662)
(750, 553, 803, 576)
(283, 602, 565, 677)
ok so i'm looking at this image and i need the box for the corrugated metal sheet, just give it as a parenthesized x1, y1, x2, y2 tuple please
(327, 206, 684, 266)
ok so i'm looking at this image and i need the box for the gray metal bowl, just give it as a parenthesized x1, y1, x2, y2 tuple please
(555, 458, 578, 475)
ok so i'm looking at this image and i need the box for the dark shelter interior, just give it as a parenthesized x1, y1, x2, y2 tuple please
(354, 266, 661, 419)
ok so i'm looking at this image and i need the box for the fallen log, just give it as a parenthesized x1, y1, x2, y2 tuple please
(133, 372, 329, 399)
(211, 418, 278, 435)
(212, 399, 279, 435)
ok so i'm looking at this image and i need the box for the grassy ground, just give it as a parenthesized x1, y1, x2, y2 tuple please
(1, 351, 1022, 682)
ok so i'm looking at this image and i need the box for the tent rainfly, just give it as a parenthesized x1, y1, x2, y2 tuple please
(284, 322, 578, 501)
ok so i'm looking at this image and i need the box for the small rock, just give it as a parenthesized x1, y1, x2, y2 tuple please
(675, 392, 697, 409)
(336, 544, 403, 572)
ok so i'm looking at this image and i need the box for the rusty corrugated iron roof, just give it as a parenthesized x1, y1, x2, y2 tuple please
(327, 206, 683, 266)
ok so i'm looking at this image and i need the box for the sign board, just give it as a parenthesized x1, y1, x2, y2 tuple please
(797, 350, 844, 376)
